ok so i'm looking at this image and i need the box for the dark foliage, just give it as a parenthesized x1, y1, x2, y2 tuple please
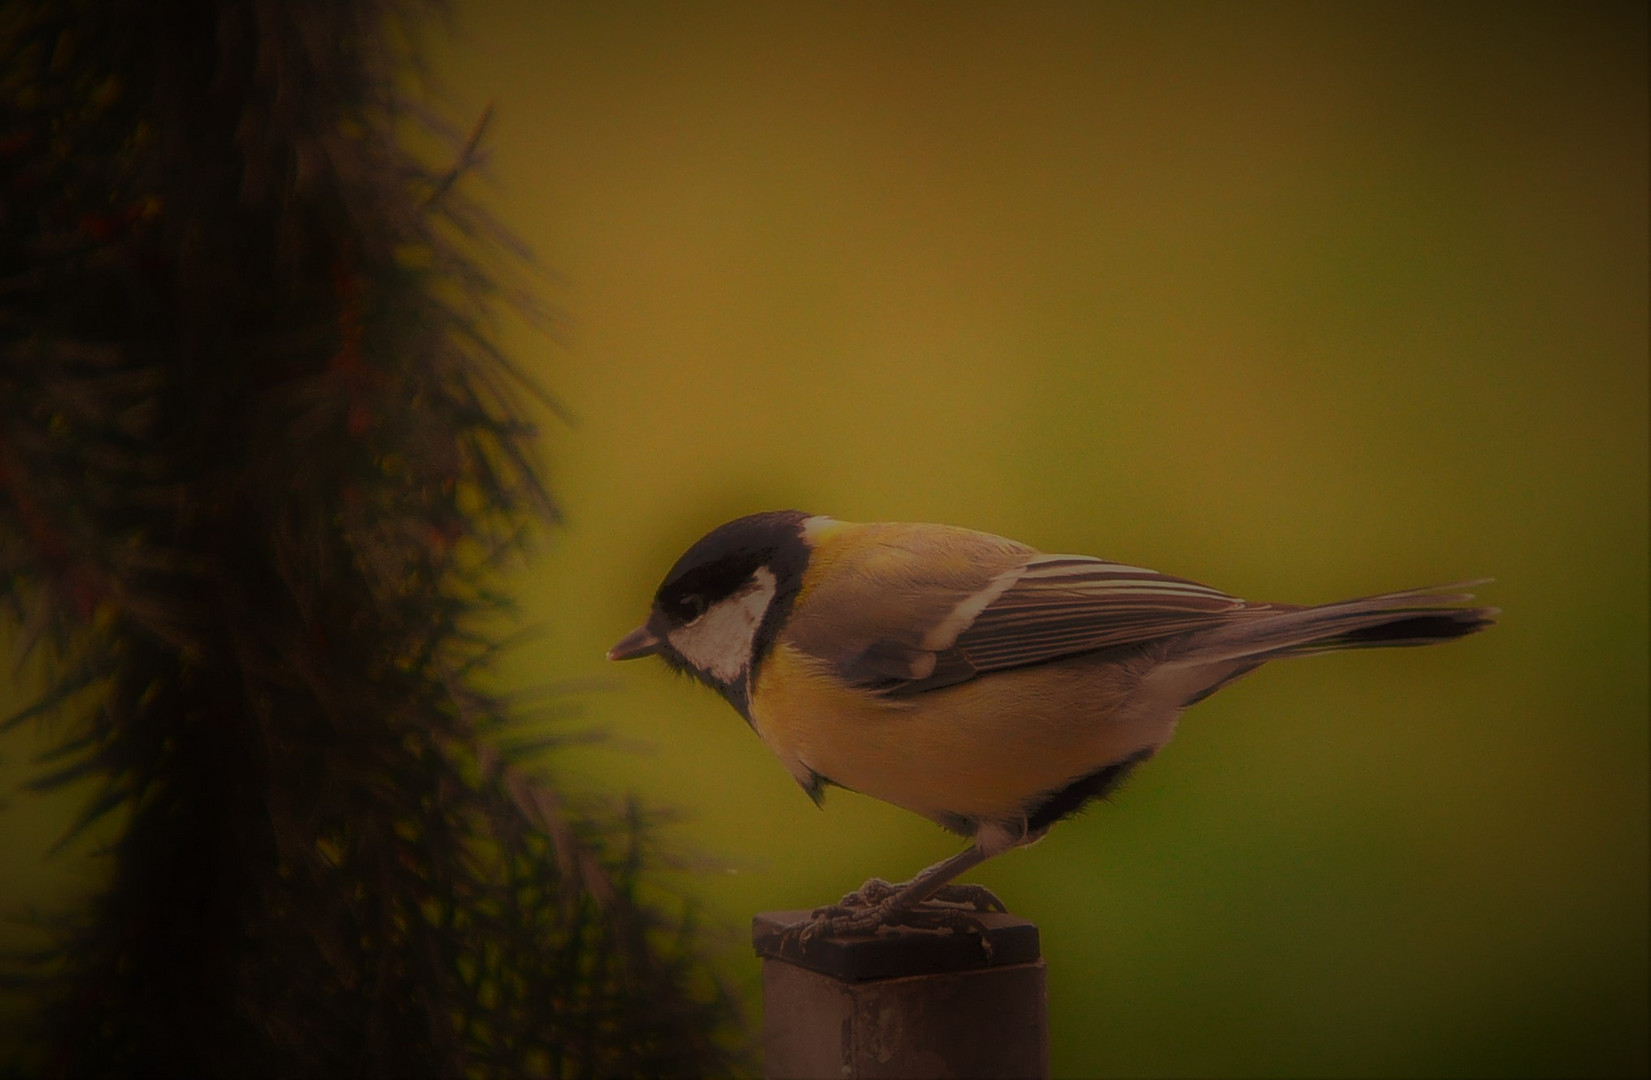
(0, 0, 742, 1074)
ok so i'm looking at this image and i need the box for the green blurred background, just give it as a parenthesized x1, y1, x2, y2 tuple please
(4, 1, 1646, 1075)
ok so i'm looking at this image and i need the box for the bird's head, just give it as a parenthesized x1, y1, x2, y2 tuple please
(609, 510, 815, 716)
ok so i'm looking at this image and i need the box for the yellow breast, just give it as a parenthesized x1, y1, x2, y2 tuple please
(749, 642, 1176, 827)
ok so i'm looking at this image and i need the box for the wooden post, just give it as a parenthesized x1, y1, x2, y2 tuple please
(752, 910, 1048, 1080)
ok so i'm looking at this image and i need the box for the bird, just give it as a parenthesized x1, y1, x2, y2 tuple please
(608, 510, 1495, 942)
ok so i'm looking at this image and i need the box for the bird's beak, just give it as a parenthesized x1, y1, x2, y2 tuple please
(608, 623, 663, 661)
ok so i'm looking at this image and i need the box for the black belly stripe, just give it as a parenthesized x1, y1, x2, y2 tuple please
(1025, 748, 1156, 833)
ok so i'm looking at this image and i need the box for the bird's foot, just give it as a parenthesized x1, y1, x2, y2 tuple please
(924, 882, 1008, 914)
(833, 877, 898, 908)
(780, 879, 1007, 955)
(785, 901, 997, 959)
(834, 877, 1007, 914)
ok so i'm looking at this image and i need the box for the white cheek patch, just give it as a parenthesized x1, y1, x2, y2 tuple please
(667, 567, 778, 684)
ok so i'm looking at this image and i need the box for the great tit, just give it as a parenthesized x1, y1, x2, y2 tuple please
(609, 511, 1494, 939)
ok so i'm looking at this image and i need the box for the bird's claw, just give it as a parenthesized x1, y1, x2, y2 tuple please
(924, 882, 1007, 913)
(834, 878, 1006, 914)
(835, 877, 897, 908)
(778, 880, 1004, 958)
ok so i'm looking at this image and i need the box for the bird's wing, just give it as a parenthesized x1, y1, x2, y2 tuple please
(939, 555, 1249, 679)
(782, 523, 1254, 695)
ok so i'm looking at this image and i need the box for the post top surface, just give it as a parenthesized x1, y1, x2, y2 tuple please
(751, 910, 1041, 982)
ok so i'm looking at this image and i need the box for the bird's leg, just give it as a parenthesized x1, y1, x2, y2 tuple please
(791, 845, 1006, 947)
(833, 848, 1006, 913)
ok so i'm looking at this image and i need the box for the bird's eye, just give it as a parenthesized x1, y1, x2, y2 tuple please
(677, 593, 707, 621)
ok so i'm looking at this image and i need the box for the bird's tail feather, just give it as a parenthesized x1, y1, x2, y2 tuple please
(1172, 581, 1498, 667)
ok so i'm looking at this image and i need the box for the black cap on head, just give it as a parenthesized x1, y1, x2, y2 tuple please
(651, 510, 813, 630)
(626, 510, 814, 719)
